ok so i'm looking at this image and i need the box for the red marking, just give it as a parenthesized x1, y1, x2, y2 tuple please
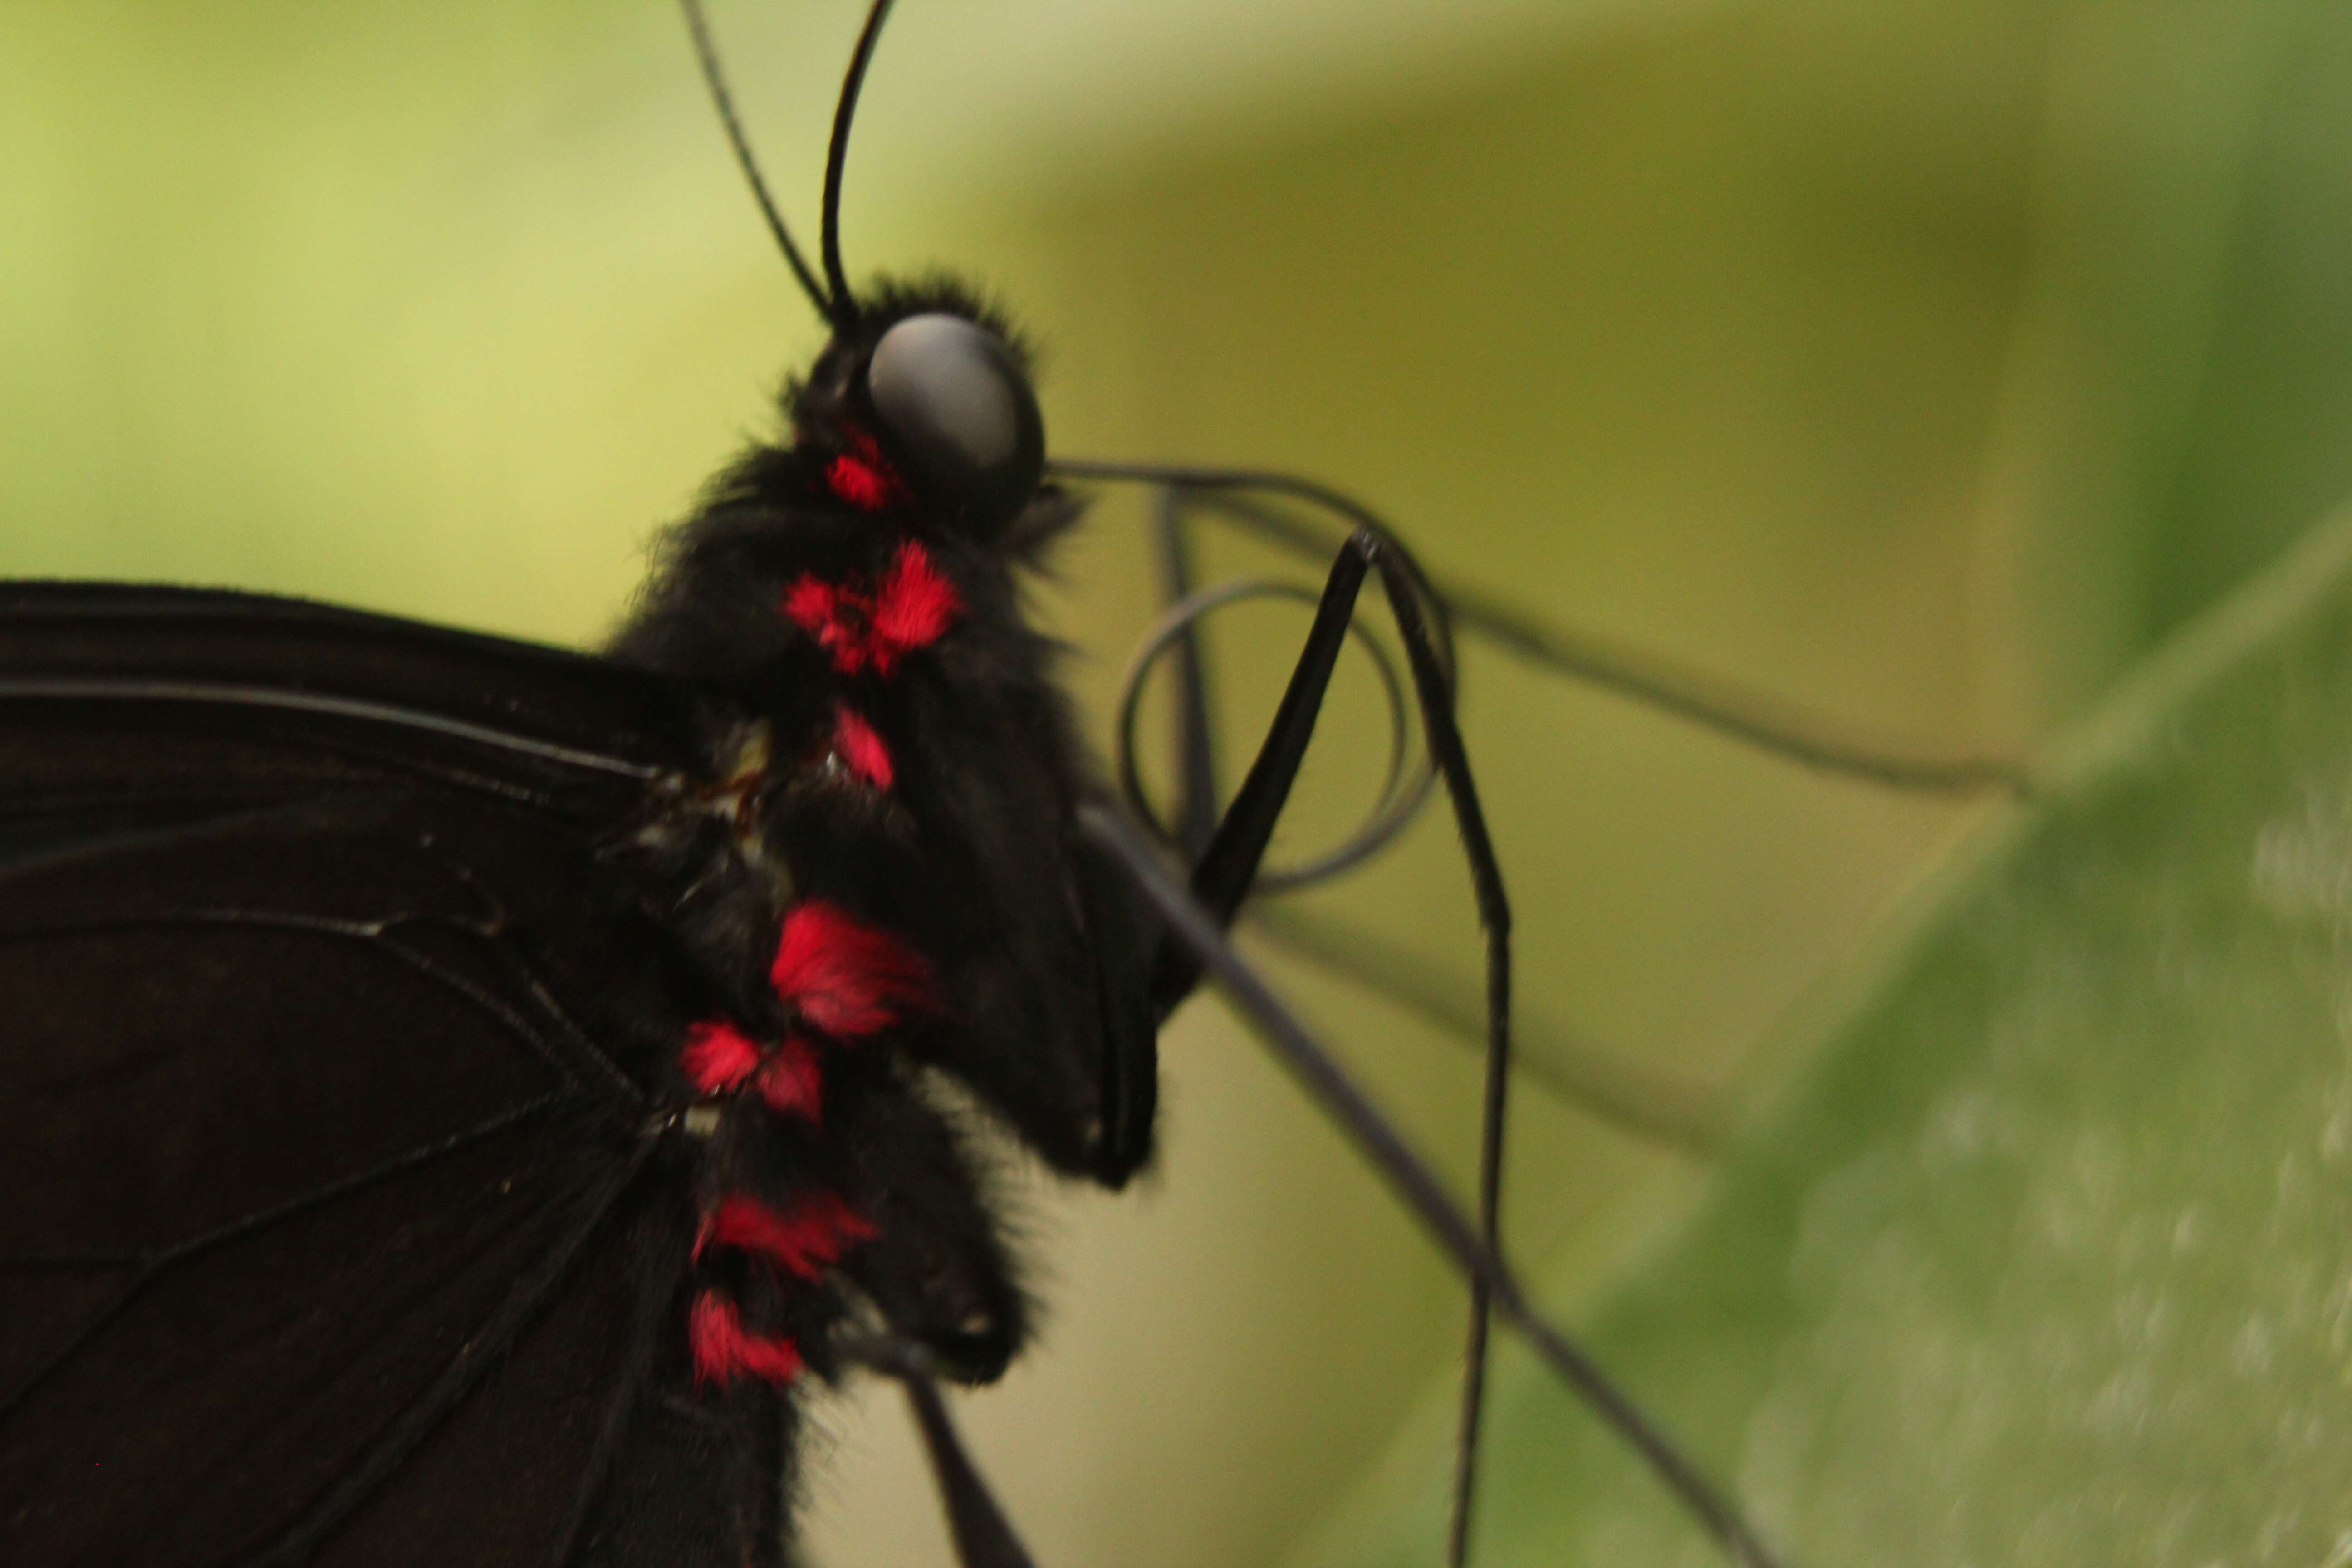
(869, 544, 960, 662)
(754, 1034, 824, 1121)
(681, 1021, 823, 1121)
(831, 702, 894, 790)
(769, 901, 933, 1038)
(780, 575, 846, 651)
(680, 1019, 762, 1095)
(824, 429, 907, 512)
(780, 540, 963, 677)
(689, 1291, 803, 1387)
(697, 1192, 877, 1279)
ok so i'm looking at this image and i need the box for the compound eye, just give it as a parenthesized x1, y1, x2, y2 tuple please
(865, 313, 1046, 539)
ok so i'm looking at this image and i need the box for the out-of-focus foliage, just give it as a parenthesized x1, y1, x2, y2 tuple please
(1301, 500, 2352, 1567)
(1292, 5, 2352, 1561)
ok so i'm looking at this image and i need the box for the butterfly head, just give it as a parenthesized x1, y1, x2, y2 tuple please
(796, 281, 1046, 545)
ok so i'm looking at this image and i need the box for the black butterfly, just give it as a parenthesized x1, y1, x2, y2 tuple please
(0, 5, 2020, 1567)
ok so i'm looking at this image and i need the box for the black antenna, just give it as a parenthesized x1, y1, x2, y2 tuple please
(821, 0, 901, 322)
(679, 0, 843, 327)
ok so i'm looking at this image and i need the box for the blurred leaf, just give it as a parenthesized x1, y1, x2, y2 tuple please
(1293, 496, 2352, 1563)
(1964, 0, 2352, 734)
(2151, 4, 2352, 637)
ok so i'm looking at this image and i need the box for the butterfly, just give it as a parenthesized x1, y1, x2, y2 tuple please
(0, 3, 2023, 1568)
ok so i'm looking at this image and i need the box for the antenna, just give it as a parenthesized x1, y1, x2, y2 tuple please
(821, 0, 902, 323)
(679, 0, 844, 327)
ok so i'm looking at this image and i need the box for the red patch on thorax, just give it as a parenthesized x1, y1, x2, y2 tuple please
(781, 540, 961, 677)
(769, 900, 934, 1038)
(824, 429, 907, 512)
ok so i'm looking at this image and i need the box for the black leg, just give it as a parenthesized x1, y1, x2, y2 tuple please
(1245, 901, 1728, 1157)
(1079, 802, 1789, 1568)
(1146, 540, 1369, 1014)
(1130, 514, 1514, 1567)
(1069, 460, 1787, 1567)
(1355, 529, 1510, 1568)
(840, 1338, 1039, 1568)
(1150, 486, 1223, 863)
(1122, 489, 1509, 1563)
(1056, 458, 2026, 794)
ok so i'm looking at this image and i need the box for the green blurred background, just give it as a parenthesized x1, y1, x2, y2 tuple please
(9, 0, 2352, 1563)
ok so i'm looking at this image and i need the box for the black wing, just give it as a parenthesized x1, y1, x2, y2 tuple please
(0, 585, 782, 1568)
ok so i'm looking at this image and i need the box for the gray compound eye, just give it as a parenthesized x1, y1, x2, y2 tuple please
(865, 313, 1046, 539)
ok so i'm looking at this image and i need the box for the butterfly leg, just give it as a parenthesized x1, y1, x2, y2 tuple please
(1149, 484, 1224, 864)
(1080, 801, 1787, 1568)
(839, 1335, 1038, 1568)
(1142, 524, 1394, 1012)
(1085, 467, 1779, 1567)
(1054, 485, 1218, 1187)
(1135, 520, 1515, 1567)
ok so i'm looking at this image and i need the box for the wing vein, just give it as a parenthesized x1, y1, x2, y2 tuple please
(244, 1135, 663, 1568)
(547, 1220, 697, 1568)
(0, 909, 649, 1111)
(0, 1093, 568, 1421)
(0, 677, 665, 781)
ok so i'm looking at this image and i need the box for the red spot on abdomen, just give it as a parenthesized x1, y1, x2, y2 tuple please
(831, 702, 893, 790)
(679, 1021, 824, 1122)
(689, 1291, 804, 1387)
(680, 1019, 763, 1094)
(769, 900, 934, 1038)
(696, 1192, 877, 1279)
(754, 1035, 823, 1121)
